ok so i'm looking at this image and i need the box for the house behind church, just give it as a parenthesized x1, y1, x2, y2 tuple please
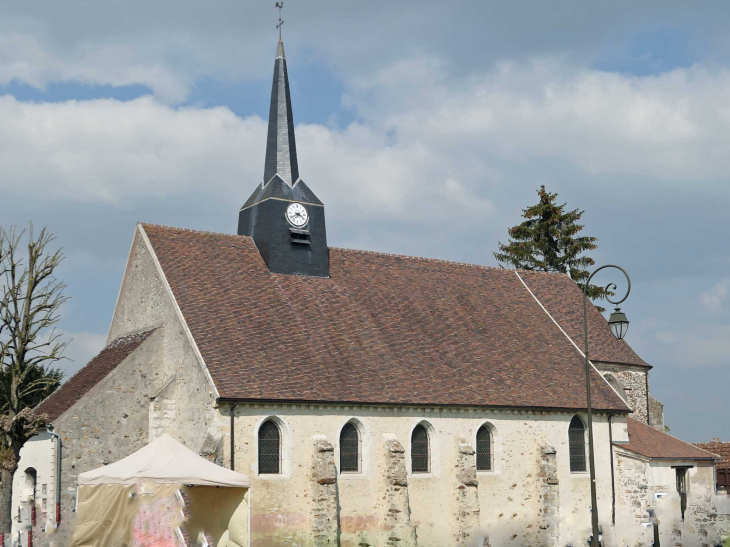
(11, 38, 725, 547)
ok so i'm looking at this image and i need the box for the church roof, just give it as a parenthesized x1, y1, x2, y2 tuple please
(618, 418, 718, 461)
(517, 271, 649, 368)
(140, 223, 637, 412)
(35, 329, 155, 422)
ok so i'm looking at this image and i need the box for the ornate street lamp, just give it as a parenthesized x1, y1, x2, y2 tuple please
(583, 265, 631, 547)
(608, 307, 630, 340)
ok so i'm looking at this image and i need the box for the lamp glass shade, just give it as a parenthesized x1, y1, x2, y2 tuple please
(608, 308, 629, 340)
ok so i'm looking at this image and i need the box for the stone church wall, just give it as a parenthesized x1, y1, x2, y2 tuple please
(221, 404, 621, 547)
(27, 229, 220, 546)
(596, 363, 650, 424)
(41, 329, 162, 547)
(648, 395, 665, 431)
(108, 228, 220, 455)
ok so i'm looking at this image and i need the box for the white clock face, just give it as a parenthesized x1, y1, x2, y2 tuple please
(286, 202, 309, 227)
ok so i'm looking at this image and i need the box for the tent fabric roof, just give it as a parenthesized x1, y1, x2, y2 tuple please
(616, 418, 718, 461)
(78, 434, 250, 487)
(141, 223, 634, 412)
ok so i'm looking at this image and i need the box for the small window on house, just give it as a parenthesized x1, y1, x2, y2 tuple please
(411, 424, 430, 473)
(258, 420, 281, 474)
(476, 426, 492, 471)
(569, 416, 587, 472)
(676, 468, 689, 520)
(339, 423, 361, 473)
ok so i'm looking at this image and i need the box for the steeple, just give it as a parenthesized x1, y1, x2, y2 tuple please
(237, 36, 329, 278)
(263, 39, 299, 186)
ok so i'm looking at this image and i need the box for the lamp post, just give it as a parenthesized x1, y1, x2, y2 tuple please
(583, 265, 631, 547)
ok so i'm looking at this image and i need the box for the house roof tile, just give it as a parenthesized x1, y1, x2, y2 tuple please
(618, 417, 718, 460)
(693, 440, 730, 469)
(140, 223, 634, 411)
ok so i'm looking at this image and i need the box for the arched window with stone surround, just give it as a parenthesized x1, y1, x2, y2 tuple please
(339, 422, 361, 473)
(476, 425, 492, 471)
(258, 419, 281, 474)
(411, 424, 430, 473)
(605, 373, 628, 404)
(569, 415, 587, 472)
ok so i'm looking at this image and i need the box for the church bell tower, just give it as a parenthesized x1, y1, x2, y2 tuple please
(237, 39, 329, 278)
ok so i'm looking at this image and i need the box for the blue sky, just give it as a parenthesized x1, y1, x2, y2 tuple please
(1, 1, 729, 441)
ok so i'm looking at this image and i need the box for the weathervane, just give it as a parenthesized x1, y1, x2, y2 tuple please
(276, 2, 284, 40)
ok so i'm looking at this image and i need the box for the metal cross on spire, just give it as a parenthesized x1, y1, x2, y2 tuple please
(275, 2, 284, 40)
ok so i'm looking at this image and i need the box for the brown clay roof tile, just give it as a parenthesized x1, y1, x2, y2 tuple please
(618, 418, 718, 460)
(35, 329, 155, 422)
(693, 440, 730, 469)
(517, 271, 648, 367)
(141, 224, 633, 411)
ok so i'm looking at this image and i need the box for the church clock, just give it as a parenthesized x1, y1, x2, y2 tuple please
(286, 203, 308, 227)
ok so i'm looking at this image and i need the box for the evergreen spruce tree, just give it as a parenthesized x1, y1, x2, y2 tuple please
(494, 186, 610, 310)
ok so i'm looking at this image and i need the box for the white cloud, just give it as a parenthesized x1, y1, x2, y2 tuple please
(4, 59, 730, 227)
(349, 57, 730, 185)
(0, 94, 264, 203)
(0, 94, 495, 224)
(699, 279, 729, 312)
(0, 32, 192, 103)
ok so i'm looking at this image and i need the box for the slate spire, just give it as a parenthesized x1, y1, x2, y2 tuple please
(238, 37, 328, 278)
(263, 39, 299, 186)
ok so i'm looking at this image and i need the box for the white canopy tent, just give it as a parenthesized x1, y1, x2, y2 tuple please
(78, 434, 250, 488)
(71, 434, 250, 547)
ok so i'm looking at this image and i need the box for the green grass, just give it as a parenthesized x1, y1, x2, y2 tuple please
(724, 537, 730, 547)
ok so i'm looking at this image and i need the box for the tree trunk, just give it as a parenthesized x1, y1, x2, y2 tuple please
(0, 468, 14, 537)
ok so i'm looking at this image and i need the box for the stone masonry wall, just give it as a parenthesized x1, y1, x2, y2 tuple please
(613, 451, 653, 547)
(537, 446, 560, 547)
(597, 364, 649, 424)
(45, 330, 162, 547)
(717, 513, 730, 543)
(311, 436, 338, 546)
(225, 406, 620, 547)
(383, 435, 416, 547)
(454, 438, 479, 546)
(613, 451, 721, 547)
(648, 396, 665, 431)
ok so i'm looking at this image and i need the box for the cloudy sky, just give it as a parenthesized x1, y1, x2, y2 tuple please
(1, 1, 729, 441)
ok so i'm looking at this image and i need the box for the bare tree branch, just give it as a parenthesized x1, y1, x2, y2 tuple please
(0, 223, 67, 472)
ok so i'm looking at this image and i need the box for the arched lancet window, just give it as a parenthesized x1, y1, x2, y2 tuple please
(411, 424, 430, 473)
(605, 374, 627, 404)
(569, 416, 587, 472)
(340, 422, 361, 473)
(476, 426, 492, 471)
(258, 420, 281, 474)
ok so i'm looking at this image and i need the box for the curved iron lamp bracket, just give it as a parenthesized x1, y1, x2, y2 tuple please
(585, 264, 631, 306)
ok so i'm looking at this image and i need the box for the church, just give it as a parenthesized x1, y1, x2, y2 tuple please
(11, 38, 724, 547)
